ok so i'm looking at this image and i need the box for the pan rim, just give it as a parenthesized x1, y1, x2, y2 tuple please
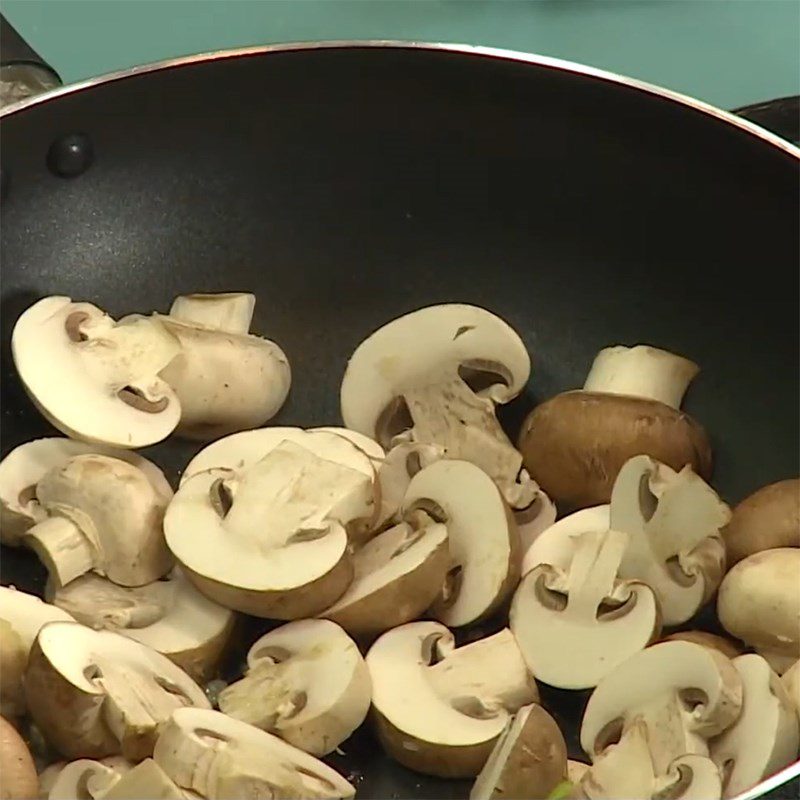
(1, 39, 798, 160)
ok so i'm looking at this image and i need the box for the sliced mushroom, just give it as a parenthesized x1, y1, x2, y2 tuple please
(49, 569, 235, 682)
(519, 344, 712, 510)
(514, 488, 557, 554)
(709, 654, 799, 798)
(662, 631, 743, 660)
(470, 704, 567, 800)
(41, 757, 133, 800)
(567, 761, 590, 784)
(23, 455, 173, 588)
(340, 304, 536, 508)
(153, 707, 356, 799)
(1, 716, 39, 800)
(511, 528, 660, 689)
(320, 520, 450, 638)
(166, 440, 373, 617)
(610, 455, 730, 626)
(580, 640, 742, 775)
(0, 438, 172, 547)
(155, 294, 290, 440)
(403, 459, 519, 628)
(12, 297, 181, 448)
(311, 426, 386, 464)
(366, 621, 538, 777)
(218, 619, 370, 755)
(717, 548, 800, 675)
(782, 660, 800, 723)
(99, 759, 188, 800)
(24, 621, 209, 760)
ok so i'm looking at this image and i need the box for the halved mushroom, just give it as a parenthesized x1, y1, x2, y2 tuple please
(662, 631, 743, 660)
(320, 520, 450, 638)
(782, 660, 800, 723)
(366, 621, 538, 777)
(340, 304, 536, 509)
(717, 548, 800, 674)
(511, 528, 660, 689)
(218, 619, 370, 755)
(49, 569, 235, 682)
(580, 640, 742, 775)
(23, 454, 173, 588)
(0, 438, 172, 547)
(41, 757, 133, 800)
(1, 716, 39, 800)
(25, 621, 209, 760)
(403, 459, 519, 628)
(153, 708, 356, 799)
(470, 704, 567, 800)
(12, 297, 181, 448)
(722, 479, 799, 565)
(709, 654, 799, 798)
(165, 440, 373, 617)
(610, 455, 730, 626)
(169, 292, 255, 334)
(519, 345, 712, 510)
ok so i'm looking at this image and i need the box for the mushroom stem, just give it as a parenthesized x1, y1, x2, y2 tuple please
(24, 516, 94, 587)
(563, 530, 628, 620)
(169, 293, 255, 334)
(583, 346, 699, 409)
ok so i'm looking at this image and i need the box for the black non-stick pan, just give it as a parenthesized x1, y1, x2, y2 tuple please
(1, 18, 798, 799)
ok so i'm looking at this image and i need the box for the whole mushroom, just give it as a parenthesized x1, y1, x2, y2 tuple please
(0, 716, 39, 800)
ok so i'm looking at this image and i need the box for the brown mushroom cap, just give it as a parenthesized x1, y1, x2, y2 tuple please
(661, 630, 743, 660)
(518, 392, 712, 510)
(0, 716, 38, 800)
(722, 478, 799, 565)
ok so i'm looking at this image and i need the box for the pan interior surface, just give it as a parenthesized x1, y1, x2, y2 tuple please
(1, 45, 798, 799)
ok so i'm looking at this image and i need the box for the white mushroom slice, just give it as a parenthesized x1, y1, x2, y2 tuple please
(41, 757, 133, 800)
(25, 621, 210, 760)
(610, 456, 731, 626)
(581, 641, 743, 775)
(312, 426, 386, 464)
(49, 569, 234, 682)
(321, 520, 450, 638)
(1, 716, 39, 800)
(709, 654, 799, 798)
(567, 760, 590, 784)
(510, 529, 660, 689)
(366, 621, 538, 777)
(782, 660, 800, 723)
(0, 438, 171, 546)
(470, 704, 567, 800)
(23, 455, 173, 588)
(340, 304, 535, 508)
(402, 459, 519, 628)
(521, 505, 610, 576)
(153, 708, 356, 799)
(661, 631, 743, 661)
(12, 297, 181, 448)
(514, 488, 557, 554)
(100, 759, 188, 800)
(169, 293, 255, 335)
(218, 619, 370, 755)
(166, 440, 372, 618)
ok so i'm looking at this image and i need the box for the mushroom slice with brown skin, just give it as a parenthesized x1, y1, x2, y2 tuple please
(321, 519, 449, 638)
(510, 528, 660, 689)
(722, 478, 799, 565)
(166, 440, 373, 618)
(340, 304, 536, 509)
(709, 654, 799, 798)
(169, 292, 256, 334)
(153, 708, 356, 799)
(717, 548, 800, 675)
(12, 297, 181, 448)
(218, 619, 370, 756)
(661, 631, 743, 660)
(366, 621, 538, 778)
(23, 454, 173, 588)
(1, 716, 39, 800)
(402, 459, 519, 628)
(519, 344, 712, 511)
(48, 569, 235, 682)
(0, 438, 172, 547)
(25, 621, 210, 761)
(580, 640, 743, 776)
(470, 704, 567, 800)
(610, 455, 730, 626)
(782, 660, 800, 723)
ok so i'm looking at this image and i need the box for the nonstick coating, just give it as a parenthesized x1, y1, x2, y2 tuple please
(1, 45, 798, 798)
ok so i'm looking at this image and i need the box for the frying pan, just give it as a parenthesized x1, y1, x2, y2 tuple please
(1, 17, 798, 800)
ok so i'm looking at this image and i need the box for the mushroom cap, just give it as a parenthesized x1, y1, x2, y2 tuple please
(153, 707, 356, 799)
(661, 631, 743, 661)
(12, 297, 181, 448)
(321, 521, 450, 638)
(24, 621, 210, 761)
(722, 479, 800, 565)
(518, 391, 712, 510)
(340, 304, 530, 440)
(710, 654, 799, 798)
(0, 437, 172, 546)
(402, 459, 518, 628)
(218, 619, 370, 756)
(0, 716, 39, 800)
(717, 548, 800, 660)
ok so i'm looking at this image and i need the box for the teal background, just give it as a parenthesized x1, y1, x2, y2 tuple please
(2, 0, 799, 110)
